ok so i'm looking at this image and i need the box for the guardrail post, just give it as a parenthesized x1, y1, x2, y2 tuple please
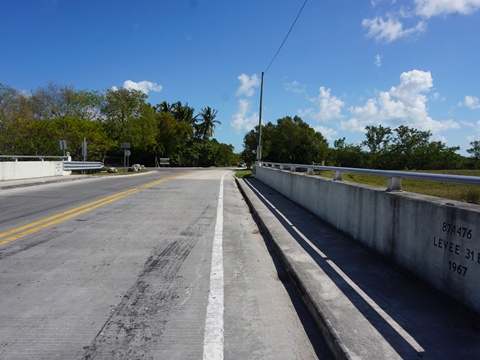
(307, 168, 314, 175)
(387, 177, 402, 192)
(279, 165, 284, 170)
(334, 171, 343, 181)
(291, 166, 296, 172)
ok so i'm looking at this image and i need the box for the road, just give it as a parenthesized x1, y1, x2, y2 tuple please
(0, 169, 331, 359)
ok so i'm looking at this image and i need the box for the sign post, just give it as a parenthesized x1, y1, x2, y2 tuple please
(59, 140, 67, 156)
(120, 142, 131, 173)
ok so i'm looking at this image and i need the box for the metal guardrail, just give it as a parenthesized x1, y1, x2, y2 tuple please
(62, 161, 104, 171)
(258, 161, 480, 191)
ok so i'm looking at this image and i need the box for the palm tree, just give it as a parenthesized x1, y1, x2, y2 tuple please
(172, 101, 197, 125)
(197, 107, 220, 140)
(155, 101, 173, 114)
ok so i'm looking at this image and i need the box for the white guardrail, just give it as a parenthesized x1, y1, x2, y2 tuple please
(257, 161, 480, 191)
(0, 155, 103, 172)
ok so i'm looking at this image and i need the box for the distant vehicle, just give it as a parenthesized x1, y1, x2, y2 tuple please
(238, 162, 246, 168)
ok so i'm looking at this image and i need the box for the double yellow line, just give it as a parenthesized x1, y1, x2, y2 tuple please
(0, 174, 182, 247)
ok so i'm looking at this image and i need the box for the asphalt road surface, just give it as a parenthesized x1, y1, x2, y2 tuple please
(0, 169, 332, 359)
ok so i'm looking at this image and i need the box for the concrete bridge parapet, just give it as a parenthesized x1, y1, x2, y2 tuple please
(256, 165, 480, 315)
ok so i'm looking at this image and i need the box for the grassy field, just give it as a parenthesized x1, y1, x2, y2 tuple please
(313, 169, 480, 205)
(238, 168, 480, 205)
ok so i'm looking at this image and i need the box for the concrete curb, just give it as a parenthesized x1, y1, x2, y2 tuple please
(234, 176, 352, 359)
(0, 171, 154, 190)
(0, 176, 93, 190)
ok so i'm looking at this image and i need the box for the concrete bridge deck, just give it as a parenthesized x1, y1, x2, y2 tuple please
(2, 174, 479, 359)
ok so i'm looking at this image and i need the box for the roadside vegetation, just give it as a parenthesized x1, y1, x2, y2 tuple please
(0, 83, 241, 167)
(1, 82, 479, 203)
(242, 120, 480, 171)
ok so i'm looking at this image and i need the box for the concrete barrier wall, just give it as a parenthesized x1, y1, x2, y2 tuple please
(0, 161, 67, 181)
(256, 166, 480, 314)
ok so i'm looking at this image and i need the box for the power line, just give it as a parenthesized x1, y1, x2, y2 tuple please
(264, 0, 308, 73)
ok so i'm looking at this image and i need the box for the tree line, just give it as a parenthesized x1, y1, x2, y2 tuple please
(2, 82, 480, 170)
(0, 83, 240, 167)
(242, 117, 480, 170)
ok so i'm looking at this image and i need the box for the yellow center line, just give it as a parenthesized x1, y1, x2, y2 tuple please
(0, 173, 187, 247)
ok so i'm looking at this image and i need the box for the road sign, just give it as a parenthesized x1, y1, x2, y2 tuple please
(59, 140, 67, 151)
(120, 143, 131, 149)
(125, 150, 131, 157)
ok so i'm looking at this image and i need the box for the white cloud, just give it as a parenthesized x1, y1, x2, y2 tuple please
(430, 92, 443, 101)
(314, 125, 338, 141)
(341, 69, 459, 133)
(466, 121, 480, 142)
(123, 80, 163, 95)
(236, 74, 260, 97)
(363, 0, 480, 44)
(461, 121, 476, 127)
(300, 87, 345, 122)
(415, 0, 480, 17)
(461, 95, 480, 109)
(230, 99, 258, 133)
(349, 99, 378, 125)
(375, 54, 383, 68)
(362, 16, 426, 43)
(285, 80, 306, 94)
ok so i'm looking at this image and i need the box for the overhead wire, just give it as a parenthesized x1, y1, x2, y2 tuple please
(257, 0, 308, 163)
(264, 0, 308, 73)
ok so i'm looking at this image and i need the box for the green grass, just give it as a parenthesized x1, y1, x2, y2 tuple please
(235, 169, 254, 178)
(314, 169, 480, 205)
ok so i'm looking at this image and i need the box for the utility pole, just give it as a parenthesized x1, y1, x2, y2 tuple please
(257, 71, 264, 163)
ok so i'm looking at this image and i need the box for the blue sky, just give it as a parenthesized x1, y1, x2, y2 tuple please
(2, 0, 480, 155)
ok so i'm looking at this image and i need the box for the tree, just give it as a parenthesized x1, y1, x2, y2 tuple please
(467, 140, 480, 168)
(196, 107, 220, 140)
(242, 122, 276, 165)
(51, 116, 114, 161)
(155, 101, 173, 114)
(331, 137, 366, 167)
(1, 83, 239, 166)
(267, 116, 328, 164)
(130, 103, 157, 152)
(203, 139, 236, 167)
(101, 88, 150, 145)
(24, 83, 103, 121)
(171, 101, 197, 125)
(241, 116, 328, 165)
(388, 126, 432, 169)
(0, 84, 32, 154)
(362, 125, 392, 154)
(362, 125, 392, 168)
(154, 111, 193, 165)
(467, 140, 480, 160)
